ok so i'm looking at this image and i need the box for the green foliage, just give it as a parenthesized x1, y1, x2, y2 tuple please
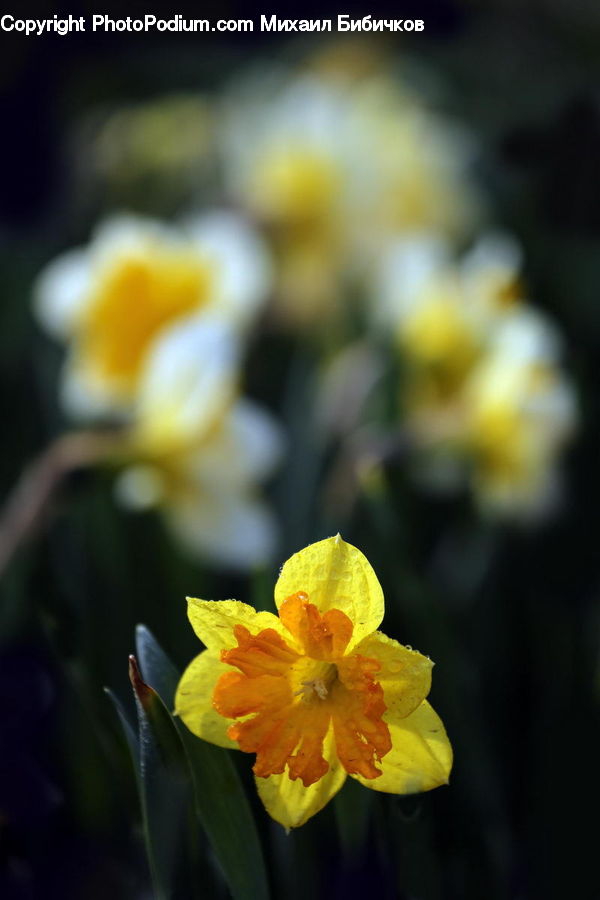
(106, 626, 269, 900)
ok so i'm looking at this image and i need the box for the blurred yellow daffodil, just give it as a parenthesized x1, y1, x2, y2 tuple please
(221, 74, 355, 327)
(113, 318, 283, 569)
(372, 233, 577, 517)
(175, 535, 452, 827)
(372, 233, 522, 435)
(375, 232, 524, 377)
(35, 212, 271, 416)
(463, 312, 577, 519)
(220, 64, 482, 328)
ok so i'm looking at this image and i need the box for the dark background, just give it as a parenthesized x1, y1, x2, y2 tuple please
(2, 2, 600, 898)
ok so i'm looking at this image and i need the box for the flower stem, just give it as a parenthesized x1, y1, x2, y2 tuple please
(0, 429, 124, 577)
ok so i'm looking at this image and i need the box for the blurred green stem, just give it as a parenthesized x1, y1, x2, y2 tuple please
(0, 429, 123, 578)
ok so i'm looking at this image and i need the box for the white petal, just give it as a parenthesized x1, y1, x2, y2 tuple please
(34, 249, 91, 338)
(133, 316, 240, 445)
(492, 308, 562, 363)
(461, 230, 523, 280)
(91, 213, 178, 262)
(185, 212, 272, 326)
(114, 465, 166, 510)
(373, 233, 453, 331)
(184, 400, 284, 488)
(167, 492, 278, 570)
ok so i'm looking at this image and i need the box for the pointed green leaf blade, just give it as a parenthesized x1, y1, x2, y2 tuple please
(136, 625, 270, 900)
(136, 623, 180, 706)
(129, 654, 194, 900)
(104, 686, 141, 789)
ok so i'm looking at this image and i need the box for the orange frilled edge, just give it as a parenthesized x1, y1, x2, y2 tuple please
(212, 592, 392, 787)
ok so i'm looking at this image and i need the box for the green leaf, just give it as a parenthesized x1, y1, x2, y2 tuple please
(104, 687, 140, 790)
(181, 732, 269, 900)
(136, 625, 270, 900)
(136, 623, 180, 706)
(129, 654, 194, 900)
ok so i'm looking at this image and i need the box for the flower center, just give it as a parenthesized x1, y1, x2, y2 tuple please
(82, 245, 213, 393)
(252, 149, 342, 224)
(293, 660, 338, 702)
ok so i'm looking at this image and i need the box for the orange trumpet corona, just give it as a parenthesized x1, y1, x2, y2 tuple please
(213, 592, 392, 787)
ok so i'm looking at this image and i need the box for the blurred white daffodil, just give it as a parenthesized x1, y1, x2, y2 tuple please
(114, 318, 284, 569)
(35, 212, 271, 417)
(221, 73, 358, 326)
(373, 232, 577, 518)
(220, 65, 483, 328)
(346, 78, 483, 257)
(375, 233, 476, 390)
(375, 231, 525, 374)
(463, 312, 577, 519)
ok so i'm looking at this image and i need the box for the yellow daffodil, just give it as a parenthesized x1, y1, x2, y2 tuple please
(220, 61, 482, 328)
(35, 212, 271, 416)
(463, 312, 577, 518)
(375, 232, 524, 371)
(114, 318, 283, 569)
(372, 232, 529, 418)
(221, 74, 356, 327)
(175, 536, 452, 827)
(373, 234, 502, 436)
(371, 234, 577, 517)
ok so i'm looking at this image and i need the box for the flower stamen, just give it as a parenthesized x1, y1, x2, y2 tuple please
(295, 664, 338, 702)
(301, 678, 328, 700)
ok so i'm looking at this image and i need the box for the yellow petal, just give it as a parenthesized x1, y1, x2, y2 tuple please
(186, 597, 291, 651)
(274, 535, 384, 651)
(255, 726, 347, 828)
(354, 631, 433, 719)
(351, 700, 452, 794)
(174, 650, 237, 749)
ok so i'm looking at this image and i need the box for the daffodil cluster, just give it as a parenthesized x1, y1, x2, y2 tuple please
(35, 213, 282, 568)
(215, 47, 575, 517)
(373, 232, 577, 517)
(33, 40, 578, 562)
